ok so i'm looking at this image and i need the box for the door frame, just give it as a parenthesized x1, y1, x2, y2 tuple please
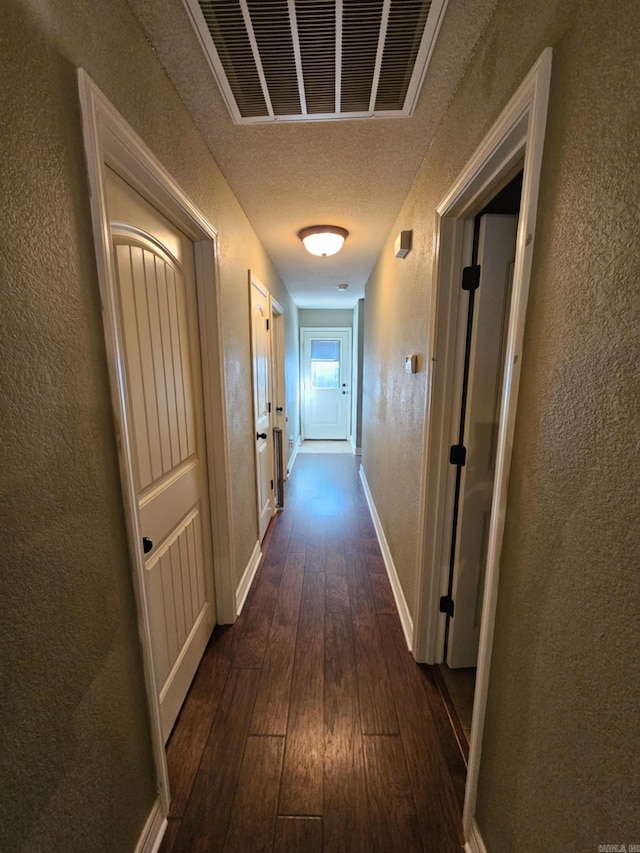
(78, 70, 237, 815)
(300, 327, 353, 440)
(270, 297, 287, 478)
(410, 49, 552, 842)
(270, 298, 286, 430)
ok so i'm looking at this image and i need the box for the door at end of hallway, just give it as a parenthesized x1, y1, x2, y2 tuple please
(301, 328, 352, 441)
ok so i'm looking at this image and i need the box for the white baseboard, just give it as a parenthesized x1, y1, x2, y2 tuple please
(358, 466, 413, 651)
(287, 435, 301, 474)
(236, 540, 262, 614)
(465, 819, 488, 853)
(134, 798, 166, 853)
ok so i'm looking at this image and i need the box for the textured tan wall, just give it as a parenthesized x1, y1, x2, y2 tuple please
(359, 0, 504, 616)
(1, 0, 295, 848)
(284, 302, 301, 467)
(362, 236, 429, 614)
(298, 308, 354, 328)
(362, 0, 639, 847)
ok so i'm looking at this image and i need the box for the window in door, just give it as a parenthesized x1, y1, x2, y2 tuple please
(310, 339, 341, 389)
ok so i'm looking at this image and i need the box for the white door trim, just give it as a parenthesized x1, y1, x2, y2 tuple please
(78, 69, 237, 814)
(410, 48, 553, 839)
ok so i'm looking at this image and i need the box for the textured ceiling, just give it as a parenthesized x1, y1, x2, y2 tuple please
(126, 0, 496, 308)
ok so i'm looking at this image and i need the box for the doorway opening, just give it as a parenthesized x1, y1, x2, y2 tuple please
(410, 49, 552, 847)
(270, 297, 287, 494)
(437, 172, 523, 746)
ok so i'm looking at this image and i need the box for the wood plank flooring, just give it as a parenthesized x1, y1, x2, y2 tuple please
(160, 454, 466, 853)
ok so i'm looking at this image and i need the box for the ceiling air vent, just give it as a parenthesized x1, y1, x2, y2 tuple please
(183, 0, 448, 124)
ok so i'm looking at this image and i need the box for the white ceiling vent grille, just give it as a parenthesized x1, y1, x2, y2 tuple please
(184, 0, 448, 123)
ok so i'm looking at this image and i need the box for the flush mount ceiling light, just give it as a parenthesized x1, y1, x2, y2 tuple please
(337, 283, 349, 291)
(298, 225, 349, 257)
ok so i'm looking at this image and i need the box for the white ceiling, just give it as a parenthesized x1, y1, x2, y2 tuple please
(126, 0, 496, 308)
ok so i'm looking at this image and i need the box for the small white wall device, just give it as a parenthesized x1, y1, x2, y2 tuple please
(405, 354, 418, 374)
(394, 230, 412, 258)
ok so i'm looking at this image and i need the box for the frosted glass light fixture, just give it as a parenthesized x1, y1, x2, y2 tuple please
(298, 225, 349, 257)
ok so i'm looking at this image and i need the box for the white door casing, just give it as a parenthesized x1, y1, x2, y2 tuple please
(447, 214, 518, 669)
(301, 328, 352, 440)
(106, 169, 216, 741)
(249, 274, 275, 540)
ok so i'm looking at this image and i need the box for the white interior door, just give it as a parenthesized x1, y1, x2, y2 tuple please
(301, 328, 352, 440)
(447, 214, 518, 668)
(249, 274, 274, 540)
(106, 168, 216, 740)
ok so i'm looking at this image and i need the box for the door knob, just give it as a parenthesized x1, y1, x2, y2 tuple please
(276, 406, 283, 412)
(142, 537, 153, 554)
(257, 432, 268, 440)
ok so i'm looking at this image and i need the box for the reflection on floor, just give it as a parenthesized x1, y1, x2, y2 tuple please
(437, 665, 476, 747)
(160, 454, 467, 852)
(298, 440, 353, 454)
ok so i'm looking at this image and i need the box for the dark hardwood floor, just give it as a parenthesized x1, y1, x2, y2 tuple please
(159, 454, 466, 853)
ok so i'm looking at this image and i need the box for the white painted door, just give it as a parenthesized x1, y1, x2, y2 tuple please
(301, 328, 352, 440)
(249, 274, 274, 541)
(447, 214, 518, 668)
(106, 168, 216, 740)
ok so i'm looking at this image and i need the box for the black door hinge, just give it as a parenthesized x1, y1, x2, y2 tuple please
(449, 444, 467, 466)
(270, 479, 274, 490)
(266, 318, 270, 330)
(461, 265, 481, 291)
(440, 595, 455, 617)
(268, 402, 272, 413)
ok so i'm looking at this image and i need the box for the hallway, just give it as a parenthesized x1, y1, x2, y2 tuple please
(160, 454, 466, 852)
